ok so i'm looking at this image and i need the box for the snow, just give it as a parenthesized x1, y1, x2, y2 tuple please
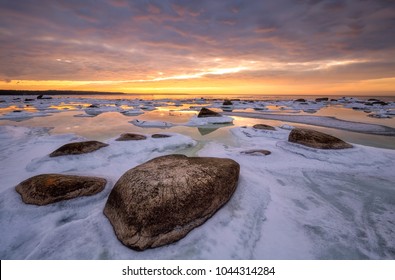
(0, 123, 394, 260)
(186, 116, 234, 126)
(224, 112, 395, 135)
(130, 116, 233, 128)
(130, 119, 175, 128)
(1, 95, 395, 260)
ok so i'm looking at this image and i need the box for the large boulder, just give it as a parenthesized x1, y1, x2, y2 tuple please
(104, 154, 240, 251)
(197, 107, 222, 118)
(15, 174, 106, 205)
(49, 141, 108, 157)
(288, 128, 353, 149)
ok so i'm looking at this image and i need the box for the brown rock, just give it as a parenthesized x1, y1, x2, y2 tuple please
(253, 124, 276, 131)
(151, 134, 171, 138)
(222, 99, 233, 106)
(104, 154, 240, 251)
(116, 133, 147, 141)
(288, 128, 353, 149)
(15, 174, 106, 205)
(49, 141, 108, 157)
(197, 107, 222, 118)
(241, 149, 271, 156)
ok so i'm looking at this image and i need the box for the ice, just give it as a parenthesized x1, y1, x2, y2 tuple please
(224, 112, 395, 135)
(130, 119, 175, 128)
(1, 96, 395, 260)
(130, 116, 233, 128)
(186, 116, 234, 126)
(0, 111, 52, 121)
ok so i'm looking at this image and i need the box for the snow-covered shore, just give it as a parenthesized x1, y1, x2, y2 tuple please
(0, 123, 394, 259)
(0, 95, 394, 259)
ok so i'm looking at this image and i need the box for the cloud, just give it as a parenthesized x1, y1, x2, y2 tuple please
(0, 0, 394, 91)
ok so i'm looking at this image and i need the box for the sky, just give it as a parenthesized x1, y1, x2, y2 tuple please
(0, 0, 395, 96)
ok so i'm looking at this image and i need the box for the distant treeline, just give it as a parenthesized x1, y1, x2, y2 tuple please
(0, 90, 125, 96)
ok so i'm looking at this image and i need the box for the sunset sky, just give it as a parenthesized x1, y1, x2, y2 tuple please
(1, 0, 395, 95)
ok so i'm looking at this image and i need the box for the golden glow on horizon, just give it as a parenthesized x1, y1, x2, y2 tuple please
(1, 59, 393, 96)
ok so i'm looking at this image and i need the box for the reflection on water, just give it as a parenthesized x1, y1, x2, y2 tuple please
(1, 98, 395, 149)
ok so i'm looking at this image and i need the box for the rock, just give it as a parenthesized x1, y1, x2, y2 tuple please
(197, 107, 222, 118)
(241, 149, 271, 156)
(37, 95, 52, 100)
(315, 97, 329, 102)
(49, 141, 109, 157)
(151, 134, 171, 138)
(253, 124, 276, 131)
(222, 99, 233, 106)
(288, 128, 353, 149)
(372, 101, 388, 106)
(294, 98, 306, 102)
(116, 133, 147, 141)
(15, 174, 106, 205)
(104, 154, 240, 251)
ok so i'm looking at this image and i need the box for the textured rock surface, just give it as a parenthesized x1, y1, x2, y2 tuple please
(288, 128, 353, 149)
(104, 154, 240, 251)
(197, 107, 222, 118)
(49, 141, 108, 157)
(253, 124, 276, 130)
(15, 174, 106, 205)
(116, 133, 147, 141)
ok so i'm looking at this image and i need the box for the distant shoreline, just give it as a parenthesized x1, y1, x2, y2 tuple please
(0, 90, 126, 96)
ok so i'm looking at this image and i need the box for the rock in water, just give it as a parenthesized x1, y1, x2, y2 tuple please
(104, 154, 240, 251)
(116, 133, 147, 141)
(288, 128, 353, 149)
(15, 174, 106, 205)
(49, 141, 108, 157)
(197, 107, 222, 118)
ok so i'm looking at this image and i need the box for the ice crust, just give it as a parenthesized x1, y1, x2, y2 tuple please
(1, 95, 395, 259)
(1, 124, 394, 260)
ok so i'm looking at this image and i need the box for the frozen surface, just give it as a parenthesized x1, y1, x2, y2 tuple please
(224, 112, 395, 135)
(1, 95, 395, 259)
(0, 124, 394, 260)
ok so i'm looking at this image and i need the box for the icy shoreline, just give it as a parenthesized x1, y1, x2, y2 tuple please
(223, 112, 395, 136)
(0, 124, 394, 259)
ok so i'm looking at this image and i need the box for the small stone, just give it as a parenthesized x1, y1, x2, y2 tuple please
(116, 133, 147, 141)
(49, 141, 109, 157)
(288, 128, 353, 149)
(241, 149, 271, 156)
(152, 134, 171, 138)
(15, 174, 106, 205)
(223, 99, 233, 106)
(253, 124, 276, 131)
(197, 107, 222, 118)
